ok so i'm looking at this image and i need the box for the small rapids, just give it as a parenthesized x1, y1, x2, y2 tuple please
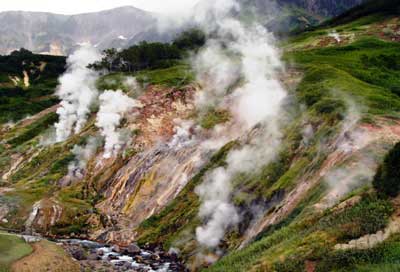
(61, 239, 187, 272)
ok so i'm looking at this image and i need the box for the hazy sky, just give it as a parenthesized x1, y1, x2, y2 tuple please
(0, 0, 200, 14)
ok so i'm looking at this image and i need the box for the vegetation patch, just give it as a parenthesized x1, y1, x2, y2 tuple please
(136, 65, 194, 87)
(7, 112, 58, 147)
(0, 232, 32, 271)
(199, 108, 231, 129)
(373, 142, 400, 197)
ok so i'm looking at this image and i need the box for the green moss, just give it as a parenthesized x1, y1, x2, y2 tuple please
(208, 191, 392, 272)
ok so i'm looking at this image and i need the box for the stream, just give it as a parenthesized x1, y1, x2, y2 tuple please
(3, 230, 187, 272)
(60, 239, 187, 272)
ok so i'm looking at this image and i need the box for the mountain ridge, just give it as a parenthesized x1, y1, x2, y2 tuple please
(0, 1, 367, 55)
(0, 6, 159, 55)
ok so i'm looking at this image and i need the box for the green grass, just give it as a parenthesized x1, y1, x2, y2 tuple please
(199, 108, 231, 129)
(136, 64, 194, 87)
(208, 193, 393, 272)
(97, 72, 137, 93)
(286, 38, 400, 117)
(0, 232, 32, 271)
(97, 64, 194, 90)
(7, 112, 58, 147)
(315, 234, 400, 272)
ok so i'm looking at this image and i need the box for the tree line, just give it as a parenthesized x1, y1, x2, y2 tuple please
(89, 28, 206, 73)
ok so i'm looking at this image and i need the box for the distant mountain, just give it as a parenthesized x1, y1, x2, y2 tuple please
(237, 0, 366, 32)
(0, 6, 161, 55)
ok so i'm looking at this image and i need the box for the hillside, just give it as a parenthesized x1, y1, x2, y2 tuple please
(237, 0, 365, 32)
(1, 0, 400, 271)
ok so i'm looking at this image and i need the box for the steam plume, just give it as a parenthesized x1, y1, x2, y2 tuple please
(193, 0, 287, 248)
(68, 136, 100, 180)
(321, 97, 373, 207)
(55, 46, 101, 142)
(96, 90, 140, 159)
(168, 119, 197, 150)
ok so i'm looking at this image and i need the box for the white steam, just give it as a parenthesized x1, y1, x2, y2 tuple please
(195, 168, 240, 247)
(55, 46, 101, 142)
(193, 42, 240, 109)
(321, 97, 372, 208)
(194, 0, 287, 248)
(123, 76, 140, 91)
(168, 119, 197, 150)
(323, 157, 375, 208)
(68, 136, 100, 180)
(328, 30, 341, 43)
(96, 90, 140, 159)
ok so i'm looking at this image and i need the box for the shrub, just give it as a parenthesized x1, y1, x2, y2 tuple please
(318, 194, 393, 240)
(373, 142, 400, 197)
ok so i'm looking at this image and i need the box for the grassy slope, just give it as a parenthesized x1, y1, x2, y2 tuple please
(206, 14, 400, 272)
(11, 240, 80, 272)
(0, 232, 32, 272)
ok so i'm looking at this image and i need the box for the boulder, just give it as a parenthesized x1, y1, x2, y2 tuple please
(112, 245, 122, 253)
(127, 243, 141, 254)
(87, 253, 100, 261)
(71, 247, 87, 260)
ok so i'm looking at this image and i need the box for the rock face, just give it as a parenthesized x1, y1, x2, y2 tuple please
(94, 85, 204, 241)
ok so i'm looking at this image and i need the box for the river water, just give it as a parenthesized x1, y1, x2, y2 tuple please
(60, 239, 187, 272)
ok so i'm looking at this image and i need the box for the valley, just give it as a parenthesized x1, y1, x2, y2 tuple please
(0, 0, 400, 271)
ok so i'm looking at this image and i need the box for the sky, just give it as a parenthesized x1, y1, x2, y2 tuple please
(0, 0, 200, 14)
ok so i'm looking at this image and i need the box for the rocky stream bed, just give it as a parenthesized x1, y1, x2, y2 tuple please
(61, 239, 187, 272)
